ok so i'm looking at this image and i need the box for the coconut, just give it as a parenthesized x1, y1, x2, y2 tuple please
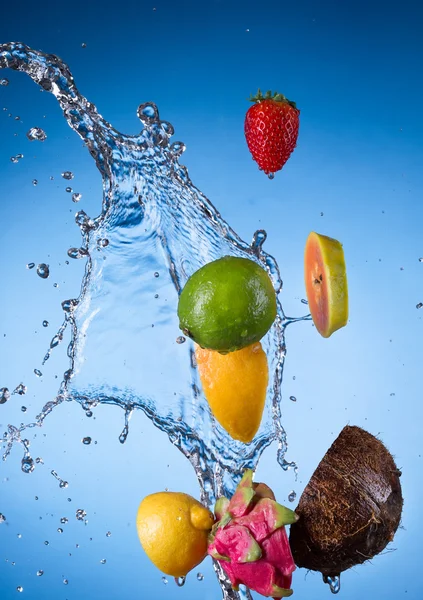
(289, 425, 403, 576)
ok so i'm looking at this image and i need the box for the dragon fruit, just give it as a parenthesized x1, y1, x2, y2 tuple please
(208, 470, 298, 598)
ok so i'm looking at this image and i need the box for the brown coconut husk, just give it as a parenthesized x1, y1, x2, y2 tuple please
(289, 425, 403, 576)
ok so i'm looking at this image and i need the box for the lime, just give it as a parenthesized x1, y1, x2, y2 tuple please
(177, 256, 277, 352)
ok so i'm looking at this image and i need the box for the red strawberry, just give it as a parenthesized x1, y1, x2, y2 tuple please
(244, 89, 300, 178)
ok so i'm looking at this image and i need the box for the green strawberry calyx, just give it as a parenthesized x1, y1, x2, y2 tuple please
(248, 89, 298, 110)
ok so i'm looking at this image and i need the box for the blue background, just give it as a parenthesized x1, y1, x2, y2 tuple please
(1, 0, 422, 598)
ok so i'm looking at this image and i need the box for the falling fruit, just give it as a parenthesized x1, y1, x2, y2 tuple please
(136, 492, 214, 577)
(244, 89, 300, 177)
(289, 426, 403, 576)
(178, 256, 277, 353)
(304, 232, 348, 338)
(208, 469, 297, 597)
(195, 342, 268, 443)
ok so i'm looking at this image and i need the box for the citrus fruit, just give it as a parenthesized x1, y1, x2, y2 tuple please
(304, 232, 348, 338)
(136, 492, 214, 577)
(178, 256, 277, 353)
(195, 342, 268, 443)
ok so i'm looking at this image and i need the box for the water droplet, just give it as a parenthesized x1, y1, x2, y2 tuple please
(268, 172, 275, 180)
(76, 509, 87, 521)
(176, 336, 186, 344)
(196, 572, 204, 581)
(34, 369, 42, 377)
(42, 320, 49, 327)
(17, 586, 23, 593)
(301, 298, 308, 305)
(323, 574, 341, 594)
(97, 238, 109, 248)
(81, 42, 87, 48)
(0, 78, 9, 86)
(16, 154, 24, 159)
(251, 229, 267, 252)
(59, 480, 69, 489)
(36, 570, 43, 576)
(137, 102, 159, 125)
(63, 579, 68, 585)
(288, 490, 297, 502)
(61, 171, 74, 180)
(416, 303, 423, 309)
(72, 192, 82, 203)
(21, 406, 27, 412)
(175, 576, 186, 587)
(154, 293, 159, 299)
(36, 263, 50, 279)
(0, 513, 6, 523)
(17, 533, 22, 538)
(75, 210, 94, 231)
(10, 156, 18, 163)
(106, 531, 111, 537)
(60, 517, 68, 524)
(118, 427, 129, 444)
(44, 541, 49, 545)
(32, 179, 38, 186)
(57, 527, 63, 533)
(14, 383, 27, 395)
(35, 457, 43, 464)
(67, 247, 88, 259)
(26, 127, 47, 142)
(21, 457, 35, 473)
(26, 262, 35, 269)
(82, 437, 91, 445)
(154, 271, 159, 278)
(170, 141, 186, 157)
(61, 298, 78, 313)
(289, 396, 297, 402)
(162, 577, 168, 585)
(0, 388, 10, 404)
(85, 410, 93, 418)
(100, 559, 106, 564)
(419, 258, 423, 263)
(65, 186, 73, 193)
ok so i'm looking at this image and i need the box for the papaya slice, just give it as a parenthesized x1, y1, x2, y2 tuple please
(304, 232, 348, 338)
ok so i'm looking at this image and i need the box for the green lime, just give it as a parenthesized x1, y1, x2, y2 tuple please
(177, 256, 277, 353)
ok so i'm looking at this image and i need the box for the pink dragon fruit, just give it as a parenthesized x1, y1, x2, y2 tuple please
(208, 470, 298, 598)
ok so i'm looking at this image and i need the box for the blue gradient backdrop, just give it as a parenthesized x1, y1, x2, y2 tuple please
(1, 1, 422, 599)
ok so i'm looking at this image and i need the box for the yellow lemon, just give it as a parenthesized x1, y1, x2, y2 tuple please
(196, 342, 268, 443)
(136, 492, 214, 577)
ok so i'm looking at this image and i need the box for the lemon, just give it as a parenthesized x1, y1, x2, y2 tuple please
(196, 342, 268, 443)
(178, 256, 277, 353)
(304, 232, 348, 338)
(136, 492, 214, 577)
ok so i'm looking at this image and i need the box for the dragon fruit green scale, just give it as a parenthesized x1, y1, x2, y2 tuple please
(207, 470, 298, 598)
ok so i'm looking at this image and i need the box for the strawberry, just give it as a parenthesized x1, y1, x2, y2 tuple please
(244, 89, 300, 178)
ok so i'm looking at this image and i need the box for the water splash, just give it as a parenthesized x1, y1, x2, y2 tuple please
(0, 41, 309, 599)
